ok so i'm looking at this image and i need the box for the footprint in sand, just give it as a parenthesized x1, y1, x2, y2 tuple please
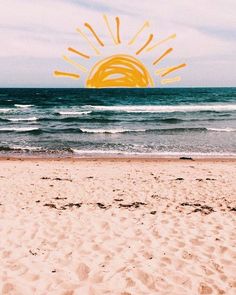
(191, 238, 204, 246)
(161, 257, 172, 264)
(76, 263, 90, 281)
(2, 282, 31, 295)
(90, 272, 103, 284)
(125, 277, 135, 288)
(198, 282, 213, 294)
(182, 250, 193, 260)
(135, 269, 156, 290)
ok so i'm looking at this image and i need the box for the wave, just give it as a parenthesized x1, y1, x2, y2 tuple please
(156, 118, 183, 123)
(71, 149, 236, 157)
(145, 127, 207, 133)
(0, 108, 13, 113)
(139, 117, 236, 123)
(80, 128, 146, 134)
(0, 145, 235, 157)
(7, 117, 38, 122)
(90, 104, 236, 113)
(80, 127, 208, 134)
(0, 145, 43, 152)
(10, 145, 42, 151)
(0, 126, 233, 135)
(72, 149, 124, 154)
(37, 116, 184, 124)
(56, 111, 92, 116)
(14, 104, 34, 108)
(0, 127, 40, 132)
(207, 127, 236, 132)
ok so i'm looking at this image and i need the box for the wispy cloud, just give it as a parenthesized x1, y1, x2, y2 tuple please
(195, 26, 236, 41)
(0, 0, 235, 86)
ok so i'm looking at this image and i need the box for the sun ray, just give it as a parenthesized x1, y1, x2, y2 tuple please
(136, 34, 153, 55)
(128, 21, 150, 46)
(146, 34, 176, 52)
(84, 22, 104, 47)
(55, 16, 187, 88)
(161, 76, 181, 84)
(103, 14, 117, 45)
(68, 47, 90, 59)
(153, 48, 173, 66)
(161, 63, 187, 77)
(155, 67, 172, 76)
(116, 17, 121, 44)
(76, 27, 100, 55)
(62, 55, 88, 73)
(53, 70, 80, 79)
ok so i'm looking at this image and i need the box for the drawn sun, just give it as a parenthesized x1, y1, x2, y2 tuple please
(54, 15, 187, 88)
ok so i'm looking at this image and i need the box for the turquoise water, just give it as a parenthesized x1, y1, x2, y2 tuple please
(0, 88, 235, 156)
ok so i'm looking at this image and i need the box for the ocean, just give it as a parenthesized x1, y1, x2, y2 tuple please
(0, 87, 235, 157)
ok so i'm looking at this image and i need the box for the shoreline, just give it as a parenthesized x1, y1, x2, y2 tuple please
(0, 155, 236, 162)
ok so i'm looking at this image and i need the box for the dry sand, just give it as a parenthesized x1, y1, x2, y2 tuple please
(0, 158, 236, 294)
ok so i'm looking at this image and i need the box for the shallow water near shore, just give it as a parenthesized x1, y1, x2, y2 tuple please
(0, 87, 235, 157)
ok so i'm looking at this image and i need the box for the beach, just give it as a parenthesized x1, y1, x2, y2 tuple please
(1, 157, 235, 294)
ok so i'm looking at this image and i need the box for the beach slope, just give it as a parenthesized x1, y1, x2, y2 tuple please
(0, 159, 236, 294)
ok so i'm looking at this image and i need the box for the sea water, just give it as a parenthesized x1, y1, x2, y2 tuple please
(0, 87, 235, 157)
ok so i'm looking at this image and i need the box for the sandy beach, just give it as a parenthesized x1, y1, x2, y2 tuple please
(0, 158, 236, 294)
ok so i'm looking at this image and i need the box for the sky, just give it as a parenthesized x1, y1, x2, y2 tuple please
(0, 0, 235, 87)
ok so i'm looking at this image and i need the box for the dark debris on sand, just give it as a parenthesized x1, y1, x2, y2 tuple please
(44, 203, 57, 209)
(179, 157, 194, 161)
(41, 199, 235, 214)
(41, 177, 72, 182)
(180, 202, 215, 215)
(60, 203, 82, 210)
(196, 178, 216, 182)
(119, 202, 147, 209)
(29, 250, 37, 256)
(96, 202, 108, 209)
(43, 202, 82, 210)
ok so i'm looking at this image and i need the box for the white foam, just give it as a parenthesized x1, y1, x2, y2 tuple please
(80, 128, 146, 134)
(58, 111, 92, 115)
(90, 104, 236, 113)
(0, 127, 39, 132)
(10, 145, 41, 151)
(72, 149, 236, 157)
(0, 108, 13, 113)
(72, 149, 125, 154)
(207, 127, 236, 132)
(14, 104, 34, 108)
(7, 117, 38, 122)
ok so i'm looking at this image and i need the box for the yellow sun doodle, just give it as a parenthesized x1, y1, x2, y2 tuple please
(53, 15, 187, 88)
(87, 54, 154, 88)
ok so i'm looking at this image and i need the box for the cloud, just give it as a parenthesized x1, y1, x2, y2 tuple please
(0, 0, 235, 86)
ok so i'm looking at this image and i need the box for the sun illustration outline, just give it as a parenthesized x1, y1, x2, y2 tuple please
(53, 15, 187, 88)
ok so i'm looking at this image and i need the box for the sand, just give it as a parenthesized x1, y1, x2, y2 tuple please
(0, 158, 236, 294)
